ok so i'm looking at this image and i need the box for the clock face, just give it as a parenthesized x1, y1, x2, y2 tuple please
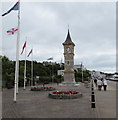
(66, 47, 70, 52)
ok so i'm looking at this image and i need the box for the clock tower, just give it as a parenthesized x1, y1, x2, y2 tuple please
(63, 29, 75, 85)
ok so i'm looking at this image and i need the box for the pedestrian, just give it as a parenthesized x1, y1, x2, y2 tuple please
(94, 78, 97, 87)
(97, 79, 102, 91)
(103, 78, 108, 91)
(43, 81, 46, 87)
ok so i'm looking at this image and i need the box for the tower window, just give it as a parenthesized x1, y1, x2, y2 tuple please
(66, 61, 70, 65)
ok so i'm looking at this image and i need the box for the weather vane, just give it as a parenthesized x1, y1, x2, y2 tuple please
(68, 24, 69, 30)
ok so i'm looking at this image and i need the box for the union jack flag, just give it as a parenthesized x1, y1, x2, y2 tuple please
(7, 28, 18, 35)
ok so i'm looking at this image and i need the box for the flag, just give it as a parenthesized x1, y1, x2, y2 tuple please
(2, 1, 19, 16)
(47, 57, 53, 60)
(60, 58, 63, 67)
(27, 49, 32, 57)
(7, 28, 18, 35)
(21, 41, 26, 55)
(80, 62, 83, 68)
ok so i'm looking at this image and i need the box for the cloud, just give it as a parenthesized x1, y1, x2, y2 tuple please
(2, 2, 116, 73)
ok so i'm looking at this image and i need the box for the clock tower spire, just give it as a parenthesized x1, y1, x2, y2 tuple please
(63, 29, 75, 46)
(62, 29, 75, 85)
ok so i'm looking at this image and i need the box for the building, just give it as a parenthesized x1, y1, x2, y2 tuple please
(74, 65, 86, 71)
(91, 71, 106, 78)
(57, 70, 64, 76)
(57, 64, 87, 76)
(42, 61, 57, 66)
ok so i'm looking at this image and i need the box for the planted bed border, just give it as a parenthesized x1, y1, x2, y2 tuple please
(31, 86, 56, 91)
(48, 90, 82, 99)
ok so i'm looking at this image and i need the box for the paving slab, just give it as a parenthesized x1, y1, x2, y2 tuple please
(2, 82, 97, 118)
(1, 81, 117, 119)
(95, 81, 116, 118)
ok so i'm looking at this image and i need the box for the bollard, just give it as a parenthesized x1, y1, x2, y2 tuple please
(91, 92, 96, 108)
(91, 93, 95, 101)
(91, 102, 96, 108)
(91, 83, 94, 87)
(91, 91, 94, 94)
(91, 86, 94, 91)
(91, 79, 96, 108)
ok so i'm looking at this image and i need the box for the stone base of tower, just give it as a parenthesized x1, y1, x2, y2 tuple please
(59, 82, 80, 86)
(64, 72, 75, 83)
(59, 71, 80, 86)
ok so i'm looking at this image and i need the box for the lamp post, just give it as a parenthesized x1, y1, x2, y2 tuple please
(81, 62, 84, 83)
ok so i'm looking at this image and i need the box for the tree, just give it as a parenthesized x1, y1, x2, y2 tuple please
(2, 56, 15, 88)
(2, 55, 91, 88)
(75, 70, 91, 82)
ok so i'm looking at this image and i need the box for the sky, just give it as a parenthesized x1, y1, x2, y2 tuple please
(1, 0, 116, 73)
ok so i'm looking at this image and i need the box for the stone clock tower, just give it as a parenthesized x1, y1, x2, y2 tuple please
(62, 29, 75, 85)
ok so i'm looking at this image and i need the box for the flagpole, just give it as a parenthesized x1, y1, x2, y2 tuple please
(52, 59, 53, 83)
(31, 48, 34, 86)
(24, 40, 27, 90)
(50, 58, 53, 84)
(60, 58, 62, 83)
(47, 57, 53, 83)
(16, 0, 20, 94)
(81, 62, 83, 83)
(53, 60, 54, 83)
(14, 0, 20, 102)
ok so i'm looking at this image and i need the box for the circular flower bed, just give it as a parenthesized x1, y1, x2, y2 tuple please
(31, 86, 55, 91)
(48, 90, 82, 99)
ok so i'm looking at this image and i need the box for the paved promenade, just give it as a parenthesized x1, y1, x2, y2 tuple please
(95, 81, 116, 118)
(1, 81, 117, 119)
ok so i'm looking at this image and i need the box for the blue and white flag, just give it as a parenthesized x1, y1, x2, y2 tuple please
(2, 1, 19, 16)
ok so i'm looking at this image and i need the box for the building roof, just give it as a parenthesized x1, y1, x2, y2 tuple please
(63, 29, 75, 46)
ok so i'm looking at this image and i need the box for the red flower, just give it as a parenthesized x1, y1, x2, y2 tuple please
(48, 87, 53, 88)
(53, 91, 57, 94)
(44, 87, 48, 89)
(69, 91, 78, 94)
(52, 90, 78, 94)
(53, 91, 62, 94)
(64, 92, 70, 94)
